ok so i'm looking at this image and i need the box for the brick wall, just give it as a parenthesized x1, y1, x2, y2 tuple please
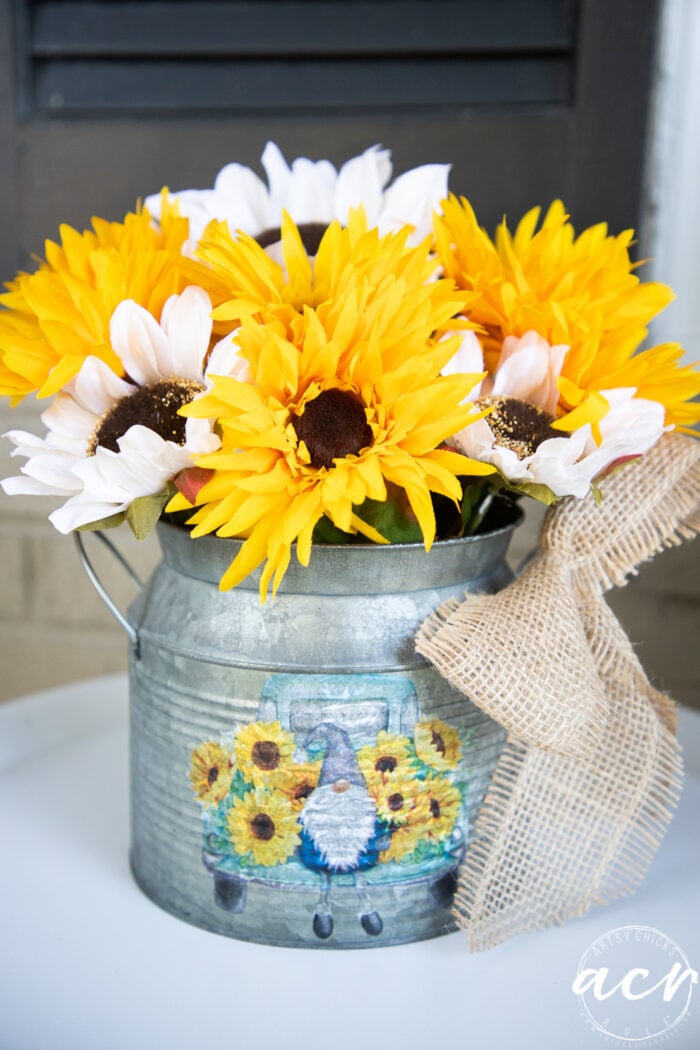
(0, 397, 160, 701)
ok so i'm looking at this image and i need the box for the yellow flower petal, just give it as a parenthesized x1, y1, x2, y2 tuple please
(434, 194, 700, 427)
(173, 212, 493, 594)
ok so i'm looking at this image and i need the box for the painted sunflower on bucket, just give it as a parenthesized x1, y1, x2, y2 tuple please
(0, 142, 698, 598)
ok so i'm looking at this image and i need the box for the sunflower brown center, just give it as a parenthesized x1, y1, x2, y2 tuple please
(251, 813, 276, 841)
(293, 780, 314, 803)
(430, 798, 441, 819)
(388, 793, 405, 812)
(431, 729, 446, 756)
(256, 222, 328, 256)
(375, 755, 397, 774)
(89, 377, 204, 454)
(476, 394, 567, 460)
(252, 740, 281, 771)
(293, 389, 372, 469)
(207, 766, 219, 786)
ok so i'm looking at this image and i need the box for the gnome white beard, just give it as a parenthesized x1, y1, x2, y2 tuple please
(301, 784, 377, 871)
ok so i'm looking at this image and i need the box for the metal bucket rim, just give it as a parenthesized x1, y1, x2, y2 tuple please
(154, 501, 524, 592)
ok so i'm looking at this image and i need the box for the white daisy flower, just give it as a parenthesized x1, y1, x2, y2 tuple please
(442, 329, 569, 413)
(1, 286, 238, 532)
(446, 332, 670, 499)
(145, 141, 450, 253)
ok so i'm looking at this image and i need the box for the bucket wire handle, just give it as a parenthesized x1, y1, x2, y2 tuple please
(74, 531, 142, 658)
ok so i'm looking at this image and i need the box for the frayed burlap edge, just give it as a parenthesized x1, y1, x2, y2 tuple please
(416, 432, 699, 951)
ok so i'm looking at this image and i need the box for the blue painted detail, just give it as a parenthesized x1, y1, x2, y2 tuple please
(257, 672, 420, 742)
(298, 819, 389, 874)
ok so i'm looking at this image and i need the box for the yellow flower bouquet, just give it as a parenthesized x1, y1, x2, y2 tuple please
(1, 143, 698, 951)
(1, 142, 697, 599)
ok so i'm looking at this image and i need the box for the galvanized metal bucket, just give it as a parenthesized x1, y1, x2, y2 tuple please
(77, 505, 521, 949)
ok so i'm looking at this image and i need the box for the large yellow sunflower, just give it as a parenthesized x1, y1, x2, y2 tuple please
(379, 821, 425, 864)
(416, 775, 462, 841)
(274, 760, 322, 810)
(369, 771, 430, 827)
(434, 195, 700, 431)
(189, 741, 233, 806)
(227, 788, 300, 867)
(0, 197, 214, 401)
(357, 731, 414, 786)
(414, 718, 462, 772)
(233, 720, 297, 787)
(169, 211, 494, 598)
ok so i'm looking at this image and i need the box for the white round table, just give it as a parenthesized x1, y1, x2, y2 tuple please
(1, 675, 699, 1050)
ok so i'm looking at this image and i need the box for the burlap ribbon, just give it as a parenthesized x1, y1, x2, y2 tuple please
(416, 432, 700, 951)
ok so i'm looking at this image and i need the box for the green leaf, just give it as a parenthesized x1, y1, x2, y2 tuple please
(461, 481, 487, 526)
(355, 487, 423, 545)
(510, 481, 560, 506)
(312, 515, 355, 544)
(125, 486, 176, 541)
(76, 512, 126, 532)
(230, 769, 249, 799)
(461, 479, 501, 534)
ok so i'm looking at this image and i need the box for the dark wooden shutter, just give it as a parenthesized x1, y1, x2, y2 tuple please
(19, 0, 577, 113)
(2, 0, 659, 277)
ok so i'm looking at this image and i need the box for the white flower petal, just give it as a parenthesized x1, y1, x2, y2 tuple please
(2, 474, 70, 498)
(3, 442, 83, 494)
(263, 143, 338, 223)
(493, 331, 569, 415)
(184, 417, 221, 453)
(69, 356, 134, 416)
(49, 498, 130, 534)
(522, 428, 593, 498)
(147, 143, 453, 257)
(260, 141, 293, 213)
(582, 390, 669, 476)
(378, 163, 450, 242)
(159, 286, 213, 379)
(285, 157, 337, 224)
(72, 427, 187, 504)
(333, 146, 392, 226)
(492, 343, 550, 401)
(4, 428, 53, 457)
(110, 300, 171, 385)
(452, 415, 497, 461)
(441, 330, 485, 401)
(145, 188, 220, 244)
(213, 162, 273, 235)
(205, 331, 252, 385)
(3, 429, 84, 496)
(41, 389, 101, 444)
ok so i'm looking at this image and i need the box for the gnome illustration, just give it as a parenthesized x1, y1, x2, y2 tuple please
(299, 722, 390, 939)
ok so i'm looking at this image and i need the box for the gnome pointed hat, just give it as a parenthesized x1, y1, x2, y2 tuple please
(305, 723, 365, 788)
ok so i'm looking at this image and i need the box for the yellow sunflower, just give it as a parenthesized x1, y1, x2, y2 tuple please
(417, 775, 462, 841)
(414, 718, 462, 772)
(227, 788, 301, 867)
(168, 210, 494, 598)
(0, 197, 215, 401)
(434, 195, 700, 431)
(379, 822, 425, 864)
(369, 771, 430, 828)
(357, 731, 414, 785)
(274, 760, 322, 810)
(233, 720, 296, 787)
(189, 741, 233, 806)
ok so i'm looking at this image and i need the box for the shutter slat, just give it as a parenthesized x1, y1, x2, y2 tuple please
(30, 1, 576, 58)
(21, 0, 577, 115)
(35, 55, 573, 113)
